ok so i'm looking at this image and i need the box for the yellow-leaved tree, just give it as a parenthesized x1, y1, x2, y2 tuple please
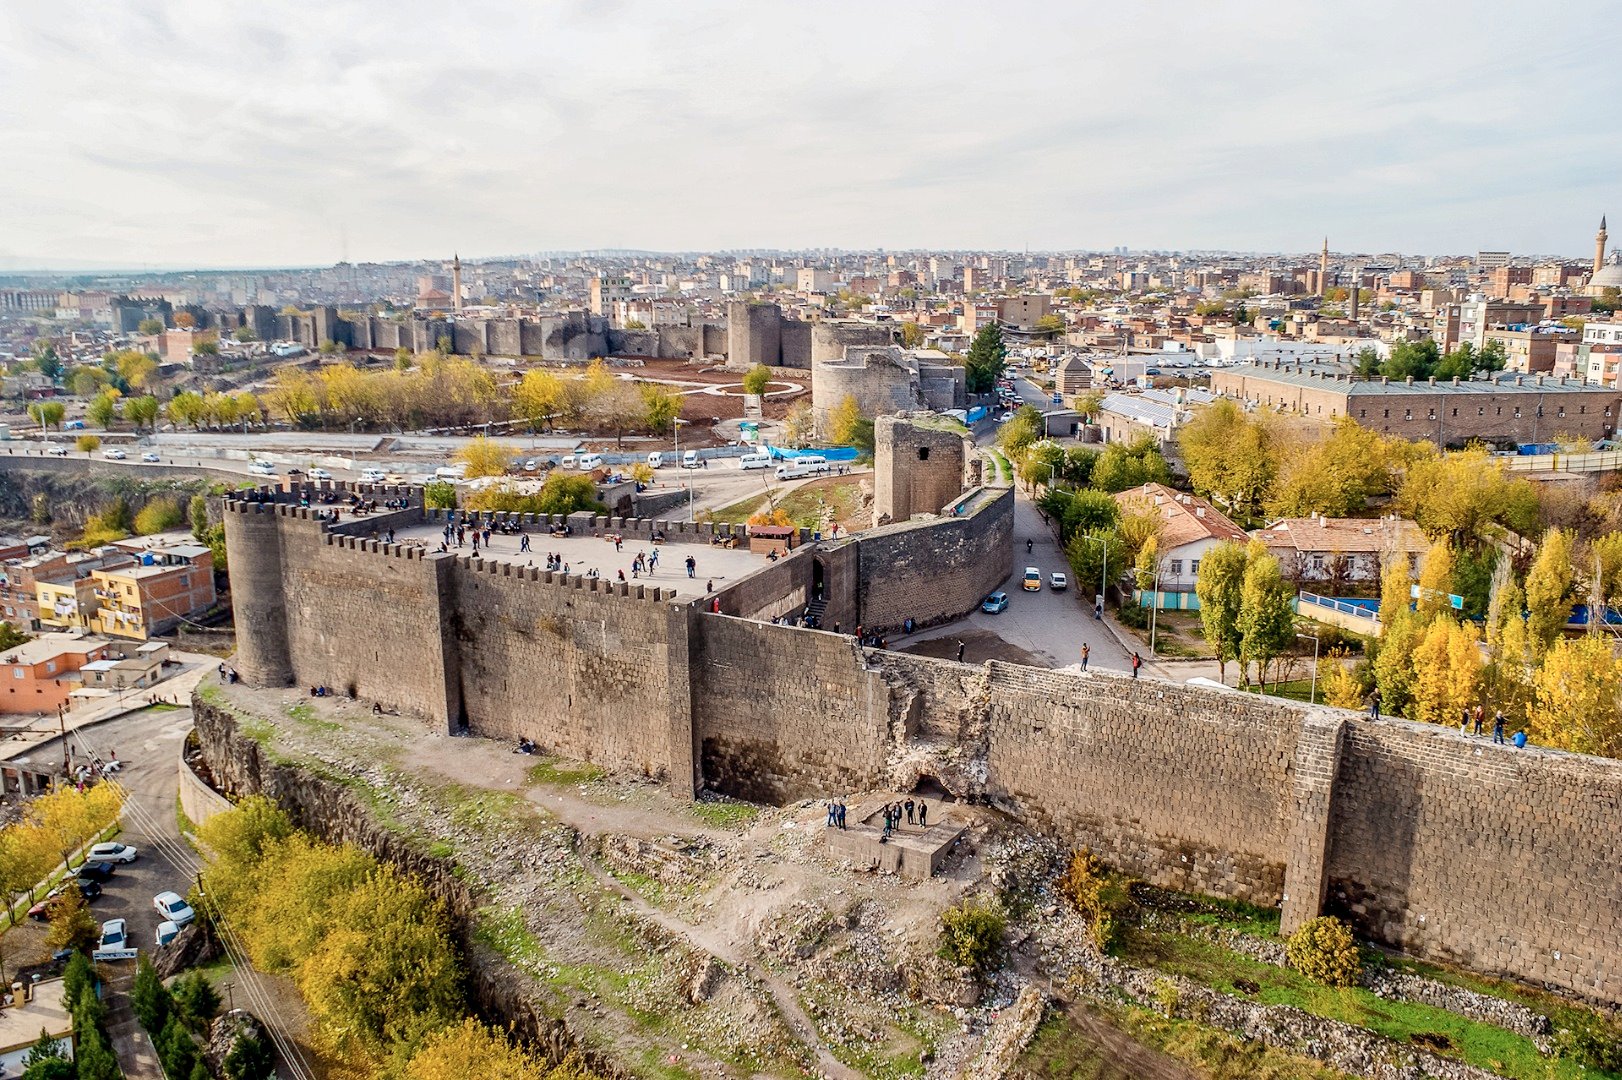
(1533, 637, 1622, 758)
(1320, 647, 1365, 710)
(1523, 529, 1576, 659)
(827, 394, 865, 445)
(1414, 541, 1455, 622)
(513, 370, 565, 431)
(405, 1018, 600, 1080)
(454, 436, 517, 479)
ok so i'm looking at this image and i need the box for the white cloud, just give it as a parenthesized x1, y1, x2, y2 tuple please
(0, 0, 1617, 267)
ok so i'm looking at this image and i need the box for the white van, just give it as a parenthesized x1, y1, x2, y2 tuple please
(360, 468, 388, 483)
(578, 453, 605, 470)
(434, 464, 467, 481)
(738, 452, 772, 470)
(647, 451, 666, 469)
(682, 450, 700, 469)
(248, 460, 275, 477)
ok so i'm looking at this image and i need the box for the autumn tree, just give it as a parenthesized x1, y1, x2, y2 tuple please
(1178, 400, 1276, 517)
(1268, 418, 1395, 518)
(45, 887, 99, 954)
(1414, 540, 1456, 621)
(113, 350, 159, 391)
(827, 394, 867, 446)
(741, 364, 772, 396)
(1236, 544, 1295, 686)
(1195, 541, 1248, 684)
(453, 436, 516, 479)
(26, 401, 65, 433)
(1523, 528, 1576, 659)
(1320, 648, 1365, 710)
(1407, 615, 1482, 727)
(75, 435, 101, 454)
(513, 370, 565, 431)
(86, 391, 121, 430)
(1533, 636, 1622, 757)
(640, 384, 682, 437)
(137, 317, 165, 336)
(1395, 447, 1538, 546)
(124, 395, 160, 432)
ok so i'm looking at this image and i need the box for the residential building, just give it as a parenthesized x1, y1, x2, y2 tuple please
(1481, 325, 1578, 374)
(1055, 356, 1096, 396)
(89, 541, 215, 640)
(0, 632, 116, 714)
(587, 274, 633, 317)
(1113, 483, 1249, 605)
(1, 548, 129, 631)
(1096, 387, 1212, 448)
(996, 294, 1053, 332)
(1252, 514, 1429, 586)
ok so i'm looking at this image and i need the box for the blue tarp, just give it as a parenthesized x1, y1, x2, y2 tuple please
(965, 406, 989, 423)
(767, 446, 860, 461)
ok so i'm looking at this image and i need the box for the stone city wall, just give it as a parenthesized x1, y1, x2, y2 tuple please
(223, 487, 1622, 1004)
(857, 487, 1014, 632)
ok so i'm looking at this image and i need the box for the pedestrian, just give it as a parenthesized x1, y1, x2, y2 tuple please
(1493, 711, 1506, 744)
(905, 798, 915, 825)
(651, 549, 659, 569)
(617, 569, 626, 582)
(917, 801, 928, 827)
(615, 537, 623, 552)
(827, 801, 837, 828)
(956, 640, 966, 662)
(837, 801, 847, 830)
(1512, 729, 1528, 749)
(1080, 642, 1090, 671)
(833, 622, 841, 634)
(1368, 688, 1381, 721)
(1473, 704, 1484, 735)
(1131, 652, 1141, 678)
(1460, 707, 1471, 735)
(520, 533, 530, 553)
(686, 555, 696, 578)
(706, 579, 713, 592)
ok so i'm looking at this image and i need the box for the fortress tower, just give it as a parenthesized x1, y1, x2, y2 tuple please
(873, 413, 970, 524)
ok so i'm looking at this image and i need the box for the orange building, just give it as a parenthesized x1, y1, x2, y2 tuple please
(90, 541, 215, 640)
(1, 633, 115, 714)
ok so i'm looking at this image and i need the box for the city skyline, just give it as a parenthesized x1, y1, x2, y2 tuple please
(3, 0, 1620, 269)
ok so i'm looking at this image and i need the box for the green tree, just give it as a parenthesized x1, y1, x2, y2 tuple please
(189, 494, 211, 539)
(1066, 529, 1125, 608)
(26, 401, 65, 433)
(171, 971, 221, 1031)
(1033, 313, 1066, 337)
(740, 364, 772, 396)
(157, 1013, 198, 1078)
(1235, 544, 1295, 687)
(233, 325, 258, 342)
(964, 322, 1007, 394)
(137, 317, 166, 336)
(996, 405, 1044, 461)
(31, 341, 62, 382)
(1058, 489, 1119, 543)
(132, 955, 173, 1034)
(640, 383, 682, 435)
(1090, 435, 1170, 493)
(1195, 541, 1248, 684)
(125, 395, 160, 431)
(423, 481, 457, 510)
(223, 1030, 276, 1080)
(1523, 528, 1576, 659)
(86, 391, 120, 430)
(1178, 400, 1275, 516)
(61, 952, 94, 1013)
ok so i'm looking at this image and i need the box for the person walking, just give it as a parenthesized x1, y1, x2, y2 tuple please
(956, 640, 966, 662)
(1080, 643, 1090, 672)
(1368, 688, 1381, 721)
(836, 801, 847, 830)
(826, 801, 837, 828)
(686, 555, 696, 578)
(1460, 707, 1471, 735)
(1493, 710, 1506, 744)
(1131, 652, 1142, 678)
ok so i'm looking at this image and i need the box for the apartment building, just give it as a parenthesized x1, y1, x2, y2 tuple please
(1, 548, 128, 630)
(88, 541, 215, 640)
(1, 633, 116, 714)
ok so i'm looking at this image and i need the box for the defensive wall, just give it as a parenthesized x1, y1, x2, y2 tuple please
(222, 481, 1622, 1004)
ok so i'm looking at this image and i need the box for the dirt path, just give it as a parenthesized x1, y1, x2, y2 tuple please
(1036, 1001, 1203, 1080)
(574, 840, 860, 1080)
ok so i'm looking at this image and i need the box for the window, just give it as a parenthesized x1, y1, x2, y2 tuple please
(917, 447, 929, 461)
(1427, 409, 1436, 420)
(1383, 408, 1390, 418)
(1451, 408, 1458, 417)
(1478, 407, 1484, 416)
(1359, 409, 1366, 418)
(1190, 559, 1200, 575)
(1311, 555, 1324, 570)
(1557, 407, 1565, 418)
(12, 669, 21, 679)
(1514, 407, 1522, 419)
(1169, 559, 1183, 575)
(44, 661, 54, 674)
(1405, 409, 1412, 420)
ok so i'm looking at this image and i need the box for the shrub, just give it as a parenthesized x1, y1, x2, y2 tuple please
(1151, 976, 1181, 1015)
(134, 497, 185, 535)
(1057, 849, 1133, 952)
(937, 896, 1006, 973)
(741, 364, 772, 396)
(1284, 916, 1361, 987)
(75, 434, 101, 453)
(423, 480, 457, 510)
(747, 506, 794, 527)
(1555, 1015, 1622, 1071)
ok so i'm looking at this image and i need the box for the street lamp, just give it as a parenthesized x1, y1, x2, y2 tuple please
(674, 418, 692, 522)
(1074, 531, 1114, 618)
(1136, 565, 1162, 654)
(1296, 631, 1321, 705)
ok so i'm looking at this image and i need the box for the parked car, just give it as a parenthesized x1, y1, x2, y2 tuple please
(306, 467, 333, 480)
(248, 461, 276, 477)
(523, 459, 538, 472)
(47, 445, 69, 456)
(155, 921, 182, 947)
(88, 842, 138, 863)
(997, 411, 1015, 422)
(1022, 566, 1042, 592)
(102, 448, 126, 460)
(152, 890, 195, 928)
(1050, 571, 1068, 591)
(27, 880, 101, 921)
(359, 467, 388, 483)
(981, 591, 1010, 614)
(77, 860, 117, 882)
(141, 451, 161, 463)
(97, 918, 128, 951)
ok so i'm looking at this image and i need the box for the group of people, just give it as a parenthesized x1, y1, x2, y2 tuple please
(877, 797, 928, 840)
(1366, 692, 1529, 747)
(215, 663, 240, 684)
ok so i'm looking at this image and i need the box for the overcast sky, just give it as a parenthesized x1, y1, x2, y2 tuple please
(3, 1, 1619, 269)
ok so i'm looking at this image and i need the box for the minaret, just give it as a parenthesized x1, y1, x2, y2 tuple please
(1347, 273, 1360, 321)
(1597, 217, 1609, 277)
(1319, 237, 1329, 297)
(451, 253, 464, 313)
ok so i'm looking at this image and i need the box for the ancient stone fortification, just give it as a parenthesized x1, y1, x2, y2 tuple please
(811, 345, 966, 438)
(872, 414, 972, 524)
(224, 482, 1622, 1005)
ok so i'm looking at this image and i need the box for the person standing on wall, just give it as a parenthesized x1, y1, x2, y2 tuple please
(1080, 642, 1089, 672)
(956, 640, 966, 662)
(1131, 652, 1141, 679)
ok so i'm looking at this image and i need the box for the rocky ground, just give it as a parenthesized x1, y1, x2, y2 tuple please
(197, 680, 1618, 1080)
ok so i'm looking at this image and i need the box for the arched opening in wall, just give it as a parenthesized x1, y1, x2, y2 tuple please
(812, 557, 826, 602)
(911, 773, 950, 801)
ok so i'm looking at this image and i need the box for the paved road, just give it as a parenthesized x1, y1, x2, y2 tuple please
(26, 706, 195, 1080)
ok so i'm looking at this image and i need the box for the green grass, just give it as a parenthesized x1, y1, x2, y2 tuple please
(1117, 926, 1605, 1079)
(687, 799, 760, 830)
(144, 701, 183, 712)
(175, 795, 198, 839)
(1236, 678, 1320, 704)
(425, 840, 454, 859)
(1021, 1004, 1356, 1080)
(775, 480, 862, 530)
(606, 867, 665, 904)
(472, 904, 546, 967)
(284, 702, 339, 732)
(436, 784, 548, 834)
(525, 757, 606, 787)
(195, 683, 225, 707)
(709, 493, 766, 524)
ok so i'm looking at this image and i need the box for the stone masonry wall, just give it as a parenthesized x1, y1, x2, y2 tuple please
(857, 487, 1014, 632)
(1326, 721, 1622, 1003)
(690, 615, 890, 805)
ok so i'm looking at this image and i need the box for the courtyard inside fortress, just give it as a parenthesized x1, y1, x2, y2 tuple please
(392, 516, 773, 599)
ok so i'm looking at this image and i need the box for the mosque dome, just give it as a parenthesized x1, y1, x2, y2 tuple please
(1593, 261, 1622, 289)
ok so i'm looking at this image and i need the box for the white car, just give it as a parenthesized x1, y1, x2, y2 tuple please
(153, 890, 195, 928)
(1050, 571, 1068, 591)
(98, 918, 128, 950)
(523, 459, 538, 472)
(88, 841, 138, 864)
(47, 445, 69, 456)
(248, 461, 276, 477)
(141, 451, 161, 463)
(306, 467, 333, 480)
(359, 468, 388, 483)
(102, 448, 127, 460)
(155, 921, 181, 947)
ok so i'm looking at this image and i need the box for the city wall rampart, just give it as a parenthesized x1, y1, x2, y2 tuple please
(221, 483, 1622, 1004)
